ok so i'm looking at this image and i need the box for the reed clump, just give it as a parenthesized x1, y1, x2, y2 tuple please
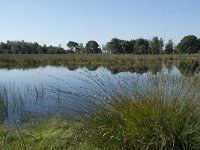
(80, 75, 200, 149)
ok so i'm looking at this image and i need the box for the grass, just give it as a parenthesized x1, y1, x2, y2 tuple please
(45, 68, 200, 149)
(0, 54, 199, 69)
(0, 86, 8, 124)
(0, 116, 95, 150)
(79, 75, 200, 149)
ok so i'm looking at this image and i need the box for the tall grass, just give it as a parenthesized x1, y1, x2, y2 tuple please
(75, 74, 200, 149)
(48, 65, 200, 149)
(0, 86, 8, 124)
(0, 84, 46, 126)
(0, 54, 199, 69)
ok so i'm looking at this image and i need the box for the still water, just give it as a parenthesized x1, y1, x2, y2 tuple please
(0, 64, 196, 125)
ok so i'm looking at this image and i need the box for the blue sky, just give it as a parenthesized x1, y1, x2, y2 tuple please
(0, 0, 200, 48)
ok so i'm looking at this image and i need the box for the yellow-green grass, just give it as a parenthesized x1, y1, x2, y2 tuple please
(0, 117, 95, 150)
(0, 54, 199, 69)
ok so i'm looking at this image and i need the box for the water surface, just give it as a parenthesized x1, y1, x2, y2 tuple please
(0, 64, 198, 126)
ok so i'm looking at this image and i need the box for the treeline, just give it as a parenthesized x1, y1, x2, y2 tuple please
(0, 35, 200, 54)
(0, 41, 66, 54)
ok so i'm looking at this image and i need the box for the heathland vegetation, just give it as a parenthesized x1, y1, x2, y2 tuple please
(0, 35, 200, 149)
(0, 35, 200, 54)
(1, 74, 200, 149)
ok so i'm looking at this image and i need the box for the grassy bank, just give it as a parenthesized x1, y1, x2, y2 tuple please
(0, 117, 95, 150)
(0, 54, 199, 69)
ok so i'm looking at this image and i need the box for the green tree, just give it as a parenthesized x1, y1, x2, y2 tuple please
(78, 43, 85, 53)
(42, 44, 48, 54)
(37, 46, 43, 54)
(67, 41, 79, 52)
(48, 46, 56, 54)
(177, 35, 200, 54)
(121, 40, 134, 54)
(101, 44, 107, 53)
(134, 38, 149, 54)
(11, 42, 21, 54)
(54, 44, 65, 54)
(85, 41, 101, 53)
(106, 38, 134, 54)
(165, 40, 174, 54)
(149, 37, 163, 54)
(159, 38, 164, 53)
(106, 38, 123, 54)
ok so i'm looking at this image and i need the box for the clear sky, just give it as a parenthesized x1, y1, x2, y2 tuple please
(0, 0, 200, 48)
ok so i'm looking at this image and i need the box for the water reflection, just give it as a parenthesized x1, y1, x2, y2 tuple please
(0, 61, 199, 126)
(177, 60, 200, 76)
(0, 87, 8, 123)
(2, 61, 200, 76)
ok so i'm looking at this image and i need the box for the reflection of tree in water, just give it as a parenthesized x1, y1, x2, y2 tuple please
(165, 62, 174, 74)
(67, 66, 79, 71)
(149, 64, 163, 74)
(107, 63, 164, 75)
(177, 60, 200, 76)
(67, 65, 99, 71)
(0, 87, 8, 124)
(87, 66, 99, 71)
(134, 66, 149, 74)
(108, 65, 149, 74)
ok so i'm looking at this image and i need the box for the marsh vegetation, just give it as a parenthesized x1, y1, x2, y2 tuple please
(0, 54, 200, 149)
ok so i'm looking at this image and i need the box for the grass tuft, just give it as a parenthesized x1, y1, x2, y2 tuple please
(81, 75, 200, 149)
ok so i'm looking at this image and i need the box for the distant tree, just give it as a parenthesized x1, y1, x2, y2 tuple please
(106, 38, 134, 54)
(85, 41, 101, 53)
(54, 44, 65, 54)
(121, 40, 134, 53)
(11, 43, 21, 54)
(106, 38, 123, 54)
(176, 35, 200, 54)
(6, 41, 12, 50)
(165, 40, 174, 54)
(0, 41, 67, 54)
(67, 41, 79, 52)
(101, 44, 107, 53)
(31, 43, 39, 54)
(42, 44, 48, 54)
(134, 38, 149, 54)
(77, 43, 84, 53)
(37, 46, 43, 54)
(47, 46, 56, 54)
(0, 42, 7, 50)
(149, 37, 163, 54)
(159, 38, 164, 53)
(130, 39, 135, 52)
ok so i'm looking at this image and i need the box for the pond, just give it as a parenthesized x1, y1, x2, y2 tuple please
(0, 62, 199, 126)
